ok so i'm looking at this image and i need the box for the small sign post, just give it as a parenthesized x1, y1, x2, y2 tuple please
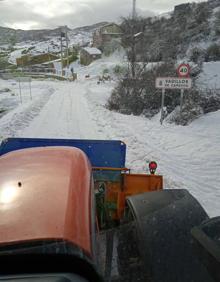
(180, 89, 184, 112)
(18, 79, 22, 104)
(16, 77, 32, 102)
(29, 79, 32, 100)
(160, 88, 165, 125)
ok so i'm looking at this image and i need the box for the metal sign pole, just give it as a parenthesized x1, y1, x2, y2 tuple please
(29, 79, 32, 100)
(65, 26, 69, 71)
(160, 88, 165, 125)
(18, 79, 22, 104)
(180, 89, 184, 112)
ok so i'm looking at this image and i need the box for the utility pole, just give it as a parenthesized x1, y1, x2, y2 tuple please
(132, 0, 136, 20)
(131, 0, 137, 79)
(65, 25, 69, 71)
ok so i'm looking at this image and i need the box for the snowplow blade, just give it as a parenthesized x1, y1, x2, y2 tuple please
(117, 189, 214, 282)
(0, 138, 126, 168)
(0, 138, 126, 182)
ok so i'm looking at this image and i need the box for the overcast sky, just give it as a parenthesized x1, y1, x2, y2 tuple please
(0, 0, 204, 30)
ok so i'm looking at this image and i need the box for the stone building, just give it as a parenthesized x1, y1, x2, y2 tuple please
(80, 47, 102, 65)
(16, 53, 59, 67)
(92, 23, 122, 51)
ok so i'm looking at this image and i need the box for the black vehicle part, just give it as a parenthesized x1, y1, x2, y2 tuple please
(0, 254, 103, 282)
(117, 220, 149, 282)
(0, 240, 102, 281)
(124, 189, 214, 282)
(191, 216, 220, 282)
(0, 273, 88, 282)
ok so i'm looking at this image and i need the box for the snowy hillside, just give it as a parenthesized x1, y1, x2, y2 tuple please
(8, 30, 93, 65)
(0, 22, 108, 65)
(2, 0, 219, 67)
(127, 0, 220, 63)
(197, 61, 220, 89)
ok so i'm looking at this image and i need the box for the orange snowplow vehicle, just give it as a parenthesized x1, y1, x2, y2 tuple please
(0, 138, 219, 282)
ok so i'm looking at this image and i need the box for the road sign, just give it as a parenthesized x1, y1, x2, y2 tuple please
(177, 64, 190, 77)
(156, 77, 192, 124)
(16, 77, 32, 82)
(1, 74, 14, 80)
(155, 77, 192, 90)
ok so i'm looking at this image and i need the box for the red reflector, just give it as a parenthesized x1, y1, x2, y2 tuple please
(149, 162, 157, 169)
(149, 161, 157, 174)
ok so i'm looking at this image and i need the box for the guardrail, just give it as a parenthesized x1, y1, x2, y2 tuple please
(0, 71, 70, 81)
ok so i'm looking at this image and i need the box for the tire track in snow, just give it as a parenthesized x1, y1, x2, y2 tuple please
(21, 82, 103, 140)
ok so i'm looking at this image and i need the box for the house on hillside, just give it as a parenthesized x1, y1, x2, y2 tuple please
(92, 23, 123, 51)
(80, 47, 102, 65)
(16, 53, 59, 67)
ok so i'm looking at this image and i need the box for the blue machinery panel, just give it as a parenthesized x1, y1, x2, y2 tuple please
(0, 138, 126, 181)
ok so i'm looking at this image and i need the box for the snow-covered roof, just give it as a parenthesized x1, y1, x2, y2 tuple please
(100, 22, 120, 29)
(42, 58, 61, 65)
(83, 47, 102, 55)
(102, 32, 123, 35)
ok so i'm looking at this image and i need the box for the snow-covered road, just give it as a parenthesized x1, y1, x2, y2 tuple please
(0, 72, 220, 217)
(21, 82, 102, 139)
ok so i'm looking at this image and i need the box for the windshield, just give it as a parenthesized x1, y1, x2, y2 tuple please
(0, 0, 219, 281)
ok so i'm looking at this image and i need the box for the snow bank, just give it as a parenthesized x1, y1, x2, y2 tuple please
(197, 61, 220, 90)
(0, 79, 54, 140)
(83, 78, 220, 217)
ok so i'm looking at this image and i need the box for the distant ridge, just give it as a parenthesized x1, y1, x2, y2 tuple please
(0, 22, 109, 44)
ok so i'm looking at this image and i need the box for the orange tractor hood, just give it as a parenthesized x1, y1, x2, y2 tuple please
(0, 147, 93, 256)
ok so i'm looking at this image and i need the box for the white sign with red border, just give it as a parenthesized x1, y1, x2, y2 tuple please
(177, 64, 190, 77)
(16, 77, 32, 82)
(155, 77, 192, 89)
